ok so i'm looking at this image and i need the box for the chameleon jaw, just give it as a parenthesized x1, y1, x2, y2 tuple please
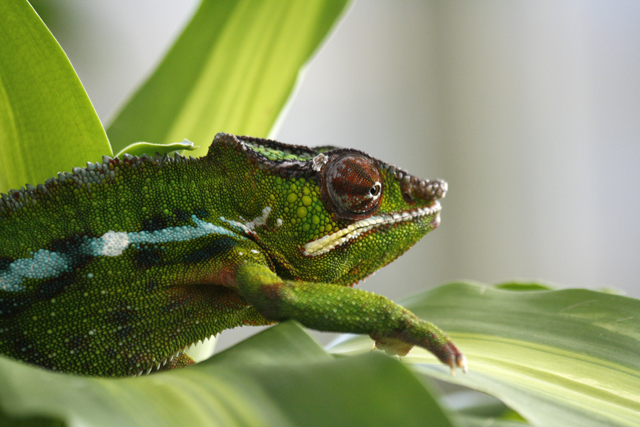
(303, 202, 441, 257)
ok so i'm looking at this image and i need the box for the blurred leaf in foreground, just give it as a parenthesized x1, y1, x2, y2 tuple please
(0, 322, 455, 427)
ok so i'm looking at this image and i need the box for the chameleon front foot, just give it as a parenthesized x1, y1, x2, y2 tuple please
(426, 339, 467, 376)
(373, 335, 467, 375)
(441, 341, 467, 376)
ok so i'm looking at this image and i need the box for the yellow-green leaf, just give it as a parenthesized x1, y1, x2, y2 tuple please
(0, 0, 111, 192)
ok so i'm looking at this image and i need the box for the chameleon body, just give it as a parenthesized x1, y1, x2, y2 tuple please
(0, 133, 465, 377)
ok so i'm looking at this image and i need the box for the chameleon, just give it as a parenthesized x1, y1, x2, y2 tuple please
(0, 133, 466, 377)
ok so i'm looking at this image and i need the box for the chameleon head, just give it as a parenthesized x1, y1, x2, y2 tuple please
(306, 149, 446, 258)
(213, 134, 446, 286)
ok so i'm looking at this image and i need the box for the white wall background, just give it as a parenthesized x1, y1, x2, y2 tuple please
(35, 0, 640, 349)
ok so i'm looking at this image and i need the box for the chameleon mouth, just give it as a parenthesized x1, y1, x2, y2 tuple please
(303, 202, 441, 257)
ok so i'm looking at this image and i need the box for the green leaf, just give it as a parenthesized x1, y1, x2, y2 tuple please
(107, 0, 349, 157)
(493, 281, 554, 291)
(0, 0, 111, 192)
(328, 282, 640, 427)
(0, 322, 455, 427)
(457, 415, 529, 427)
(114, 140, 199, 158)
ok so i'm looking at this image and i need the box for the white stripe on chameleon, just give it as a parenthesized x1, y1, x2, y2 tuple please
(303, 202, 441, 257)
(97, 231, 130, 256)
(220, 206, 271, 236)
(0, 215, 243, 291)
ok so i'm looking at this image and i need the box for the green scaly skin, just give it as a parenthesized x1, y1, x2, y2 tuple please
(0, 133, 466, 377)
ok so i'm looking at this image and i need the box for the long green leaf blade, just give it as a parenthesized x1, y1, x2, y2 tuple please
(328, 283, 640, 427)
(0, 0, 111, 192)
(106, 0, 349, 156)
(0, 322, 455, 427)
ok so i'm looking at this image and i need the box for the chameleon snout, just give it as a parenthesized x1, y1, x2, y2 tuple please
(392, 165, 447, 205)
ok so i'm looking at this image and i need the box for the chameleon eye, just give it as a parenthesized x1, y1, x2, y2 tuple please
(369, 182, 381, 197)
(323, 154, 383, 218)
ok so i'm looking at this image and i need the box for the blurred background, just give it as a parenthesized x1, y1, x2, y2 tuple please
(30, 0, 640, 349)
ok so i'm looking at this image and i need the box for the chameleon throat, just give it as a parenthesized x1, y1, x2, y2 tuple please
(303, 202, 441, 257)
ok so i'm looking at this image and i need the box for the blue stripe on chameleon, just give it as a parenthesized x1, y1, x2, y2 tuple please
(0, 250, 69, 292)
(92, 215, 243, 257)
(0, 215, 243, 292)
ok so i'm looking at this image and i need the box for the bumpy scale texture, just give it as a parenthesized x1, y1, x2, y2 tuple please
(0, 133, 464, 377)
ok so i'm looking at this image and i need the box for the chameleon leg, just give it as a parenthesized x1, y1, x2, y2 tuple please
(236, 262, 466, 374)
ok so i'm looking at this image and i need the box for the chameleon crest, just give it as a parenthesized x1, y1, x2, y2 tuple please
(0, 133, 464, 377)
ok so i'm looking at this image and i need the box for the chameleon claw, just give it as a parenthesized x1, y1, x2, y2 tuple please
(447, 353, 467, 376)
(459, 354, 468, 374)
(441, 342, 467, 376)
